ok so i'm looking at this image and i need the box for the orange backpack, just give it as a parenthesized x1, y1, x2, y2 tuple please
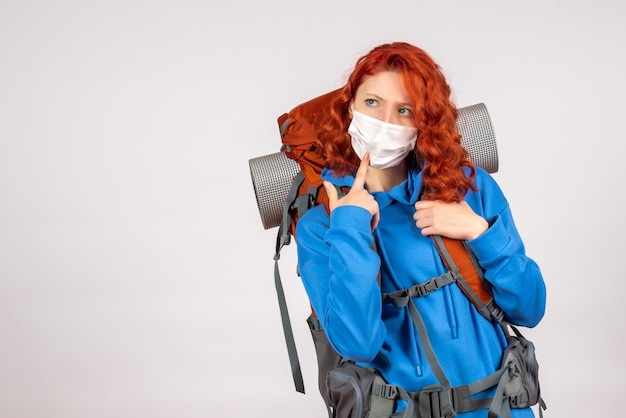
(249, 92, 546, 418)
(276, 88, 342, 240)
(249, 89, 503, 394)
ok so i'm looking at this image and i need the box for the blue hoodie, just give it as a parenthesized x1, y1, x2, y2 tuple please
(295, 166, 546, 417)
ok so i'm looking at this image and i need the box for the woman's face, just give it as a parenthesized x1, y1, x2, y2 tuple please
(351, 70, 416, 128)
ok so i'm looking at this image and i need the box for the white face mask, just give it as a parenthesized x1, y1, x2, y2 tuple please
(348, 109, 418, 169)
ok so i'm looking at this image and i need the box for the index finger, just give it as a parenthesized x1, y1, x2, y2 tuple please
(352, 152, 370, 190)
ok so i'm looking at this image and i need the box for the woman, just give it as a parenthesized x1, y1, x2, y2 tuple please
(295, 42, 546, 417)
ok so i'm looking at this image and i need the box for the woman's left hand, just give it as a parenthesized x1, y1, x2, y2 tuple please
(413, 200, 488, 240)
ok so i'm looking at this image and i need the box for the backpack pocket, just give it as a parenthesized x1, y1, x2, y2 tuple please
(326, 362, 396, 418)
(501, 329, 541, 408)
(489, 325, 546, 418)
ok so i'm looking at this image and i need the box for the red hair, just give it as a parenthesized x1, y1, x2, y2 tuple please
(318, 42, 476, 203)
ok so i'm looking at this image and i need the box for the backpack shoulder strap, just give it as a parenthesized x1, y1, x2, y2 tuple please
(273, 174, 308, 394)
(274, 255, 305, 394)
(431, 234, 505, 323)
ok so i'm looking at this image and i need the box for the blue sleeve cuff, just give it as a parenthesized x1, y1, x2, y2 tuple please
(330, 205, 373, 233)
(466, 214, 512, 265)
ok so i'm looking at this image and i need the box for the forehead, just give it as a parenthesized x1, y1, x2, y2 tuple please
(356, 71, 412, 103)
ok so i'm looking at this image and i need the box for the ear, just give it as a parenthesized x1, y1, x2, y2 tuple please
(348, 101, 354, 119)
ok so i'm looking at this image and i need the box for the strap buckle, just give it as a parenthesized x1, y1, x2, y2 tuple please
(373, 381, 399, 399)
(414, 275, 443, 297)
(417, 385, 457, 418)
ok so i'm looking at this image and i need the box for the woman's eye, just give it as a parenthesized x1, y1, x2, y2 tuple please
(399, 108, 413, 116)
(365, 98, 378, 106)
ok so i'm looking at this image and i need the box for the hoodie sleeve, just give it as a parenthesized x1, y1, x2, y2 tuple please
(296, 204, 387, 362)
(465, 169, 547, 327)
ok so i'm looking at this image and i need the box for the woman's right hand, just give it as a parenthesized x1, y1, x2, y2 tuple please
(324, 153, 380, 230)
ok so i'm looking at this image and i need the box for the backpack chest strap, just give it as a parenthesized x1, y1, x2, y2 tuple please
(382, 271, 456, 307)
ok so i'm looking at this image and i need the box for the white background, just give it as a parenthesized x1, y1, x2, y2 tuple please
(1, 1, 624, 417)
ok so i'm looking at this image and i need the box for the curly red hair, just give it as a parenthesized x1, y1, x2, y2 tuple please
(318, 42, 476, 203)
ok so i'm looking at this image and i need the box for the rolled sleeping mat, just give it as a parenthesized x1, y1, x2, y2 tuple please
(249, 102, 498, 230)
